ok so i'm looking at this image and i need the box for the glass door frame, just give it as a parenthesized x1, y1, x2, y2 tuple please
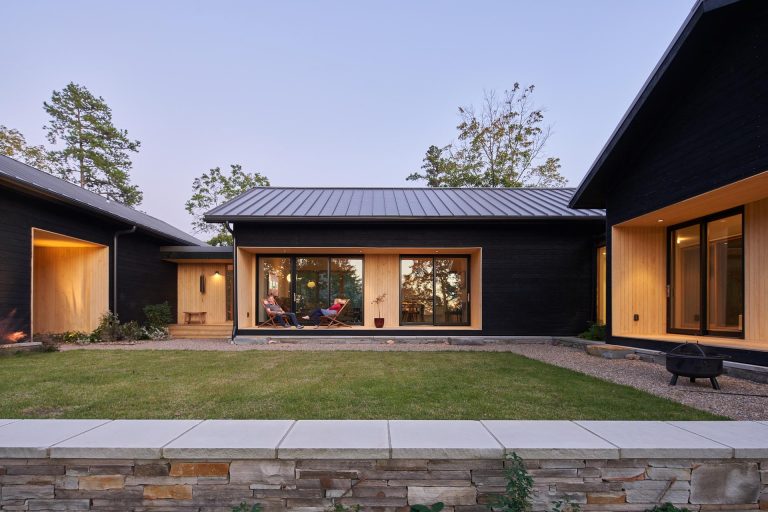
(256, 254, 364, 325)
(399, 254, 471, 327)
(665, 207, 745, 339)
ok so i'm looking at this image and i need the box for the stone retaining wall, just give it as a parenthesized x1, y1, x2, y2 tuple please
(1, 420, 767, 511)
(2, 456, 767, 511)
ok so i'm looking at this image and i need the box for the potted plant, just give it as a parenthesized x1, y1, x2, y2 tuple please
(371, 293, 387, 328)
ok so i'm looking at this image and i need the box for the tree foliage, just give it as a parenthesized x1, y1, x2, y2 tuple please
(408, 84, 566, 188)
(186, 164, 270, 246)
(44, 82, 143, 206)
(0, 125, 53, 171)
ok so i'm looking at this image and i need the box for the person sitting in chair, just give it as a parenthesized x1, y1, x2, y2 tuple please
(302, 298, 346, 327)
(265, 294, 304, 329)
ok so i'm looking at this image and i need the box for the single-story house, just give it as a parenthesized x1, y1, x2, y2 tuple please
(203, 187, 605, 336)
(569, 0, 768, 364)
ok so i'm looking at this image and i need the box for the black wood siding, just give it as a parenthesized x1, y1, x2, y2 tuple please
(235, 220, 605, 336)
(604, 2, 768, 226)
(0, 187, 178, 335)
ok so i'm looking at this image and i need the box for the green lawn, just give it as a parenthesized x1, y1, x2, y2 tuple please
(0, 350, 721, 420)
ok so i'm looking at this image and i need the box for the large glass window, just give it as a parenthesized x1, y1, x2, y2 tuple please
(257, 256, 363, 325)
(330, 258, 364, 325)
(400, 256, 470, 326)
(707, 215, 744, 333)
(668, 211, 743, 337)
(257, 257, 292, 322)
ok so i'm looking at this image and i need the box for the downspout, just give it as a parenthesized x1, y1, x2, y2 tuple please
(113, 226, 137, 317)
(225, 222, 237, 342)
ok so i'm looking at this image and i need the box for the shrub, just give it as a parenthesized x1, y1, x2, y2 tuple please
(92, 311, 123, 342)
(144, 302, 173, 329)
(121, 321, 147, 341)
(578, 322, 606, 341)
(490, 452, 581, 512)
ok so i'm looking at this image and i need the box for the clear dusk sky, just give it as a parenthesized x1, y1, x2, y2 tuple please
(1, 1, 693, 236)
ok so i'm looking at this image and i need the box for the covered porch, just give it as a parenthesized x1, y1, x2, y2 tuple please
(236, 246, 482, 333)
(609, 171, 768, 354)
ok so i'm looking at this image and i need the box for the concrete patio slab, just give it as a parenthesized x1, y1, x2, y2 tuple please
(164, 420, 294, 459)
(278, 420, 389, 459)
(668, 421, 768, 458)
(0, 419, 19, 428)
(51, 420, 201, 459)
(0, 419, 109, 458)
(482, 420, 619, 459)
(389, 420, 503, 459)
(576, 421, 733, 458)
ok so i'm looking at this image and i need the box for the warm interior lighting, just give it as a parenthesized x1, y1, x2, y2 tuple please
(657, 219, 664, 223)
(213, 271, 221, 277)
(286, 274, 291, 283)
(307, 281, 316, 288)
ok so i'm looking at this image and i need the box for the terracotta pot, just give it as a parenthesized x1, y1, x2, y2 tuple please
(374, 318, 385, 328)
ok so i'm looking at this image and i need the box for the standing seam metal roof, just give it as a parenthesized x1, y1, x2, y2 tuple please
(204, 187, 605, 221)
(0, 155, 203, 245)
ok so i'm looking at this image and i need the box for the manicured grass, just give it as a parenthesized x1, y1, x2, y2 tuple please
(0, 350, 721, 419)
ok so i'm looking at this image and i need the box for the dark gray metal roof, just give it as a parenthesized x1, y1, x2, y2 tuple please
(204, 187, 604, 221)
(0, 155, 203, 245)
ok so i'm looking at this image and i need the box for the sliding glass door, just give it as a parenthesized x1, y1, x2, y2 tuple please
(667, 210, 743, 337)
(257, 256, 363, 325)
(400, 256, 470, 326)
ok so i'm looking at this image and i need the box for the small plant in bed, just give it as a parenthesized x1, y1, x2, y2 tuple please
(491, 452, 581, 512)
(578, 322, 606, 341)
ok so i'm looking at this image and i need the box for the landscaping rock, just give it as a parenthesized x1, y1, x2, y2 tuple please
(77, 475, 124, 490)
(690, 463, 761, 504)
(143, 484, 193, 500)
(586, 345, 635, 359)
(229, 460, 295, 484)
(408, 486, 477, 506)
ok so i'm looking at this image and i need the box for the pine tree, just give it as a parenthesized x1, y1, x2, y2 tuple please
(44, 82, 143, 206)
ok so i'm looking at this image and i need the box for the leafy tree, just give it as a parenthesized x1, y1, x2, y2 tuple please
(408, 84, 566, 188)
(44, 82, 143, 206)
(186, 164, 270, 246)
(0, 125, 53, 170)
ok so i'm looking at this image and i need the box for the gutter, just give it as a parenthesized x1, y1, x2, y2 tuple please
(113, 226, 137, 316)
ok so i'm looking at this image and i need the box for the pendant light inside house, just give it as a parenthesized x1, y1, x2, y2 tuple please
(307, 281, 316, 288)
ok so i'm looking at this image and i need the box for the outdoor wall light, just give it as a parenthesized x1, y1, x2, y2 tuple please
(213, 271, 221, 277)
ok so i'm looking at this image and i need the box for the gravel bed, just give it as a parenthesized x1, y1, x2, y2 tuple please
(59, 338, 768, 420)
(505, 343, 768, 420)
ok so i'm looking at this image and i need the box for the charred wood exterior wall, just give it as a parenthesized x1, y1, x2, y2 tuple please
(235, 220, 605, 336)
(0, 187, 178, 336)
(604, 2, 768, 226)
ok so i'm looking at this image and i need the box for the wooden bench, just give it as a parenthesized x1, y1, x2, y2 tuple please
(183, 311, 207, 324)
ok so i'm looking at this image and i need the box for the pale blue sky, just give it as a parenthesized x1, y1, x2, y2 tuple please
(1, 1, 693, 235)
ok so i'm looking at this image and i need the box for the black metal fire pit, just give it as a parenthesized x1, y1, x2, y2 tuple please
(666, 342, 728, 390)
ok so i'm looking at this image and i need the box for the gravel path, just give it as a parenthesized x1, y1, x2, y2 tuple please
(60, 338, 768, 420)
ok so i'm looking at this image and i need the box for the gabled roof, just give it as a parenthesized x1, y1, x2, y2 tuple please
(204, 187, 604, 222)
(0, 155, 203, 246)
(569, 0, 747, 209)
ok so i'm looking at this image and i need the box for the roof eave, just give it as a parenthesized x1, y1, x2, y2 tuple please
(204, 214, 605, 223)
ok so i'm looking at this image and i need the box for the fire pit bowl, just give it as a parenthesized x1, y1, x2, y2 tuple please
(666, 342, 728, 390)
